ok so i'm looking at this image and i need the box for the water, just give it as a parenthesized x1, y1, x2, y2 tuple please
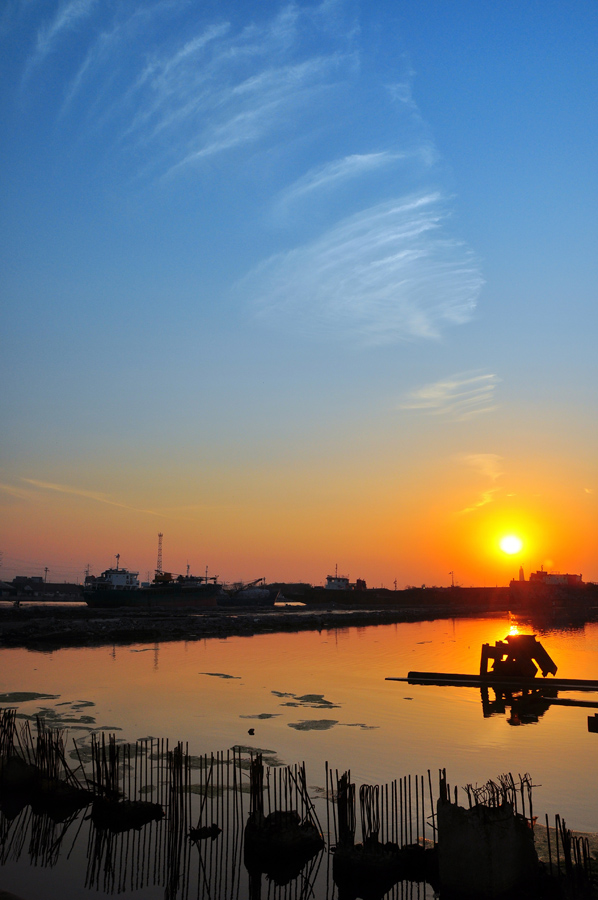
(1, 612, 597, 899)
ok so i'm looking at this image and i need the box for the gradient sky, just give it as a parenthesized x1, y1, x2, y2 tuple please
(1, 0, 596, 587)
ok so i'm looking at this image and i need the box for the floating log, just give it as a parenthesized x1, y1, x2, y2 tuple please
(386, 673, 598, 692)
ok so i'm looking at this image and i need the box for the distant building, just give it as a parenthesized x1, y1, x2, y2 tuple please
(14, 575, 43, 585)
(528, 570, 583, 586)
(11, 577, 82, 598)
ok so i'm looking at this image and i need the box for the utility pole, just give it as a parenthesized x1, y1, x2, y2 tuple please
(44, 567, 49, 583)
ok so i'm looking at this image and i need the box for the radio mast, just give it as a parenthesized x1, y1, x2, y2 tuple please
(156, 533, 163, 575)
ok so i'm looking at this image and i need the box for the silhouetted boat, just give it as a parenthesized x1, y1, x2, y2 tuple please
(84, 563, 224, 609)
(217, 579, 279, 607)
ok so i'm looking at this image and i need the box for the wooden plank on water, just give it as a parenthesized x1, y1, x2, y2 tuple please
(385, 672, 598, 692)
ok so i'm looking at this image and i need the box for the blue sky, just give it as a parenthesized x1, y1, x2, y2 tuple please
(1, 0, 596, 584)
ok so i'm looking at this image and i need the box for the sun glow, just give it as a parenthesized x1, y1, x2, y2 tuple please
(500, 535, 523, 555)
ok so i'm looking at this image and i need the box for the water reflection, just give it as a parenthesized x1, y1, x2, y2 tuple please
(2, 613, 598, 895)
(0, 708, 437, 900)
(480, 685, 598, 726)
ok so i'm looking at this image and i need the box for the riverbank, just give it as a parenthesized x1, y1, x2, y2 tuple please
(0, 603, 509, 649)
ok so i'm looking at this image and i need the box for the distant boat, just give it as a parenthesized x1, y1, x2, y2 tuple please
(218, 581, 279, 608)
(84, 564, 278, 609)
(84, 563, 223, 609)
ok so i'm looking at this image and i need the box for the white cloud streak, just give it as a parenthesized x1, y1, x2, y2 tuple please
(14, 3, 484, 350)
(242, 193, 483, 344)
(400, 372, 499, 421)
(21, 477, 161, 516)
(457, 453, 503, 514)
(277, 151, 404, 205)
(164, 53, 346, 176)
(0, 482, 32, 501)
(459, 453, 503, 482)
(24, 0, 97, 80)
(50, 2, 355, 180)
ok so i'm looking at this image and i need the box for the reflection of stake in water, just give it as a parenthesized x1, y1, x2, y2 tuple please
(244, 753, 325, 897)
(3, 708, 595, 898)
(190, 750, 248, 900)
(83, 737, 199, 898)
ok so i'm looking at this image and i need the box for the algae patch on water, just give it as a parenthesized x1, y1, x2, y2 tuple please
(0, 692, 60, 703)
(240, 713, 281, 719)
(274, 691, 341, 709)
(288, 720, 338, 731)
(341, 723, 379, 730)
(200, 672, 241, 679)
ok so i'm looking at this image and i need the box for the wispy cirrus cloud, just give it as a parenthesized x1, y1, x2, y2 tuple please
(24, 0, 98, 82)
(2, 478, 213, 521)
(400, 372, 499, 421)
(457, 453, 503, 514)
(21, 477, 161, 516)
(459, 453, 503, 482)
(0, 481, 32, 501)
(242, 193, 483, 344)
(459, 487, 501, 514)
(12, 2, 483, 349)
(164, 53, 349, 176)
(276, 151, 406, 206)
(50, 1, 355, 181)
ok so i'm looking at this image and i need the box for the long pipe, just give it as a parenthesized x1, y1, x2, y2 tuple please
(387, 672, 598, 692)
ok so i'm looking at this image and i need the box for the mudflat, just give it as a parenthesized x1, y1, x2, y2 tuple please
(0, 603, 465, 650)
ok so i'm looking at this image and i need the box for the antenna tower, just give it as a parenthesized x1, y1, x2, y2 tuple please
(156, 533, 163, 575)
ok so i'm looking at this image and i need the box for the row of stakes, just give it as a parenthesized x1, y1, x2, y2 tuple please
(0, 708, 595, 898)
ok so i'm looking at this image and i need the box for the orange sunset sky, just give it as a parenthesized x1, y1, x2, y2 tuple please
(1, 2, 596, 587)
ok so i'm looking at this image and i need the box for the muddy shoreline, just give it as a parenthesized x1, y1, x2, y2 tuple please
(0, 603, 506, 650)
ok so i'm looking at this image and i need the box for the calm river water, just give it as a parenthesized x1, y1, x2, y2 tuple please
(1, 612, 597, 899)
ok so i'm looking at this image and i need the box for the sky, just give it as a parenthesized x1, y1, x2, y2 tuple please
(1, 0, 596, 587)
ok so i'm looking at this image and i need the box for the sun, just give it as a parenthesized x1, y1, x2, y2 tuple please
(500, 535, 523, 555)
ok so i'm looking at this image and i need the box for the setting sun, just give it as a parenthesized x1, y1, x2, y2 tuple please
(500, 535, 523, 555)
